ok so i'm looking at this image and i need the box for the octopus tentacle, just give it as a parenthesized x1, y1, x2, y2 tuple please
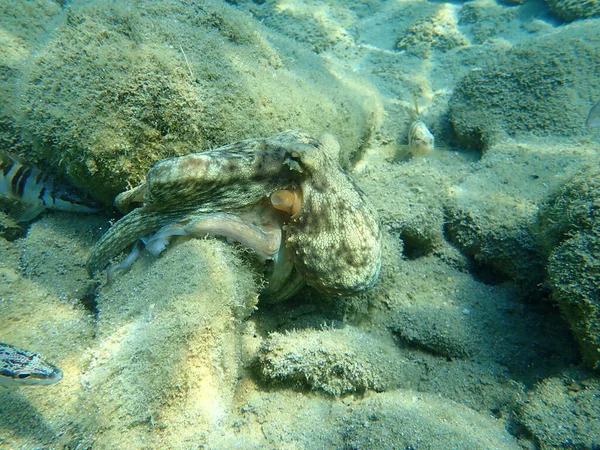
(87, 209, 187, 275)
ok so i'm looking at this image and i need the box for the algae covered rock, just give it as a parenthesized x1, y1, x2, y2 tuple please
(443, 141, 557, 287)
(541, 166, 600, 370)
(396, 8, 468, 58)
(257, 326, 404, 395)
(443, 138, 597, 289)
(21, 214, 101, 303)
(449, 21, 600, 150)
(540, 165, 600, 248)
(0, 0, 63, 151)
(359, 159, 448, 259)
(17, 0, 380, 204)
(73, 238, 260, 447)
(545, 0, 600, 22)
(547, 232, 600, 369)
(518, 368, 600, 448)
(458, 0, 519, 44)
(339, 391, 521, 449)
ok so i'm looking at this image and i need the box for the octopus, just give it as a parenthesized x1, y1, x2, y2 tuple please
(87, 130, 382, 301)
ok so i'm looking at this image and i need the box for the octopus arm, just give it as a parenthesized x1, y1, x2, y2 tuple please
(87, 209, 185, 275)
(177, 212, 282, 261)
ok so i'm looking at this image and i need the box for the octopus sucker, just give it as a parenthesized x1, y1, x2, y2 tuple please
(87, 130, 382, 300)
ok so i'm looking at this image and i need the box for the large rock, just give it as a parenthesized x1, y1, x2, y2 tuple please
(545, 0, 600, 22)
(0, 0, 63, 150)
(257, 326, 405, 395)
(518, 368, 600, 448)
(541, 166, 600, 369)
(443, 140, 588, 287)
(449, 20, 600, 150)
(74, 238, 260, 447)
(14, 0, 380, 204)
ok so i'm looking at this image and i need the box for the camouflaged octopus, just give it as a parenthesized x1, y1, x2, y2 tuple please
(87, 130, 382, 301)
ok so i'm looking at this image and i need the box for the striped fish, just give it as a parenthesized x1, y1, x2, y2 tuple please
(0, 151, 98, 221)
(0, 341, 63, 387)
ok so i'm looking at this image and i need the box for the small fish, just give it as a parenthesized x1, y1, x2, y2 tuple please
(0, 151, 98, 221)
(0, 342, 63, 387)
(585, 100, 600, 128)
(408, 120, 435, 157)
(407, 93, 435, 157)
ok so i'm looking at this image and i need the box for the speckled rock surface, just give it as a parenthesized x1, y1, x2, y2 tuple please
(11, 0, 380, 205)
(443, 140, 593, 287)
(545, 0, 600, 22)
(449, 20, 600, 150)
(541, 166, 600, 370)
(396, 9, 468, 58)
(257, 326, 404, 395)
(518, 368, 600, 448)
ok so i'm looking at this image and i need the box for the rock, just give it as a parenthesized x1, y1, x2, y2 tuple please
(518, 368, 600, 448)
(21, 214, 103, 304)
(257, 326, 405, 395)
(74, 238, 259, 447)
(547, 233, 600, 369)
(443, 140, 588, 287)
(545, 0, 600, 22)
(359, 160, 448, 259)
(449, 21, 600, 150)
(541, 166, 600, 369)
(233, 389, 522, 449)
(396, 8, 468, 58)
(0, 0, 63, 152)
(459, 0, 519, 44)
(15, 0, 380, 204)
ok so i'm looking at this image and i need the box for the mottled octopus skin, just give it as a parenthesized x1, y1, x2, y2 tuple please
(88, 131, 311, 274)
(87, 130, 382, 297)
(282, 133, 382, 295)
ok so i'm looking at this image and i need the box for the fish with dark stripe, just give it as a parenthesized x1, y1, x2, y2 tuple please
(0, 151, 99, 221)
(0, 342, 62, 387)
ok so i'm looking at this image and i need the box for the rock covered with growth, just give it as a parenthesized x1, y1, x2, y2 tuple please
(256, 327, 404, 395)
(396, 8, 468, 58)
(449, 21, 600, 150)
(443, 142, 556, 288)
(77, 238, 260, 447)
(545, 0, 600, 22)
(541, 166, 600, 370)
(15, 0, 380, 204)
(518, 368, 600, 447)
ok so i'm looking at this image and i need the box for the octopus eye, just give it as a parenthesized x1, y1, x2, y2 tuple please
(17, 373, 31, 379)
(289, 152, 301, 162)
(284, 152, 304, 173)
